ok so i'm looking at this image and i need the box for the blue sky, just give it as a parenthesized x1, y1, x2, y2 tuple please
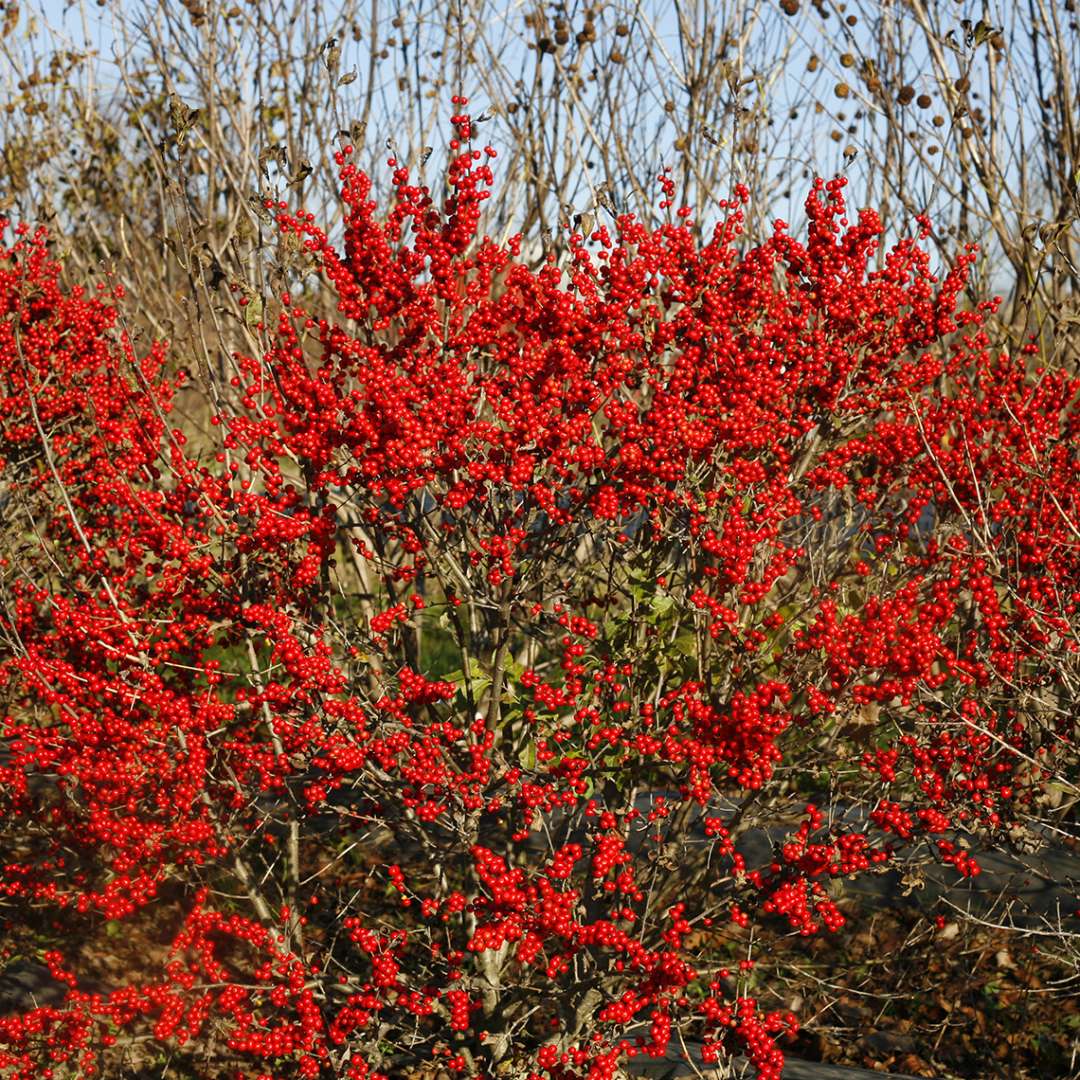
(18, 0, 1047, 293)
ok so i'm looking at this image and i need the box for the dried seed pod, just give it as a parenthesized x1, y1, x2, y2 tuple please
(840, 53, 854, 68)
(897, 85, 915, 105)
(835, 82, 850, 98)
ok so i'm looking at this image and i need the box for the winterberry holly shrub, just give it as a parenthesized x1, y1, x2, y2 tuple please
(0, 103, 1078, 1080)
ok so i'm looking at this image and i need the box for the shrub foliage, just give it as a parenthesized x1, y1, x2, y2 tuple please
(0, 107, 1078, 1079)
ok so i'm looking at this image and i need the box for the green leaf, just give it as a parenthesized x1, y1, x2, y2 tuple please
(602, 750, 624, 770)
(675, 633, 698, 657)
(244, 294, 264, 328)
(519, 742, 537, 770)
(650, 593, 675, 618)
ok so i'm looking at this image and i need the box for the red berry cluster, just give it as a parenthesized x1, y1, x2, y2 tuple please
(0, 102, 1077, 1080)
